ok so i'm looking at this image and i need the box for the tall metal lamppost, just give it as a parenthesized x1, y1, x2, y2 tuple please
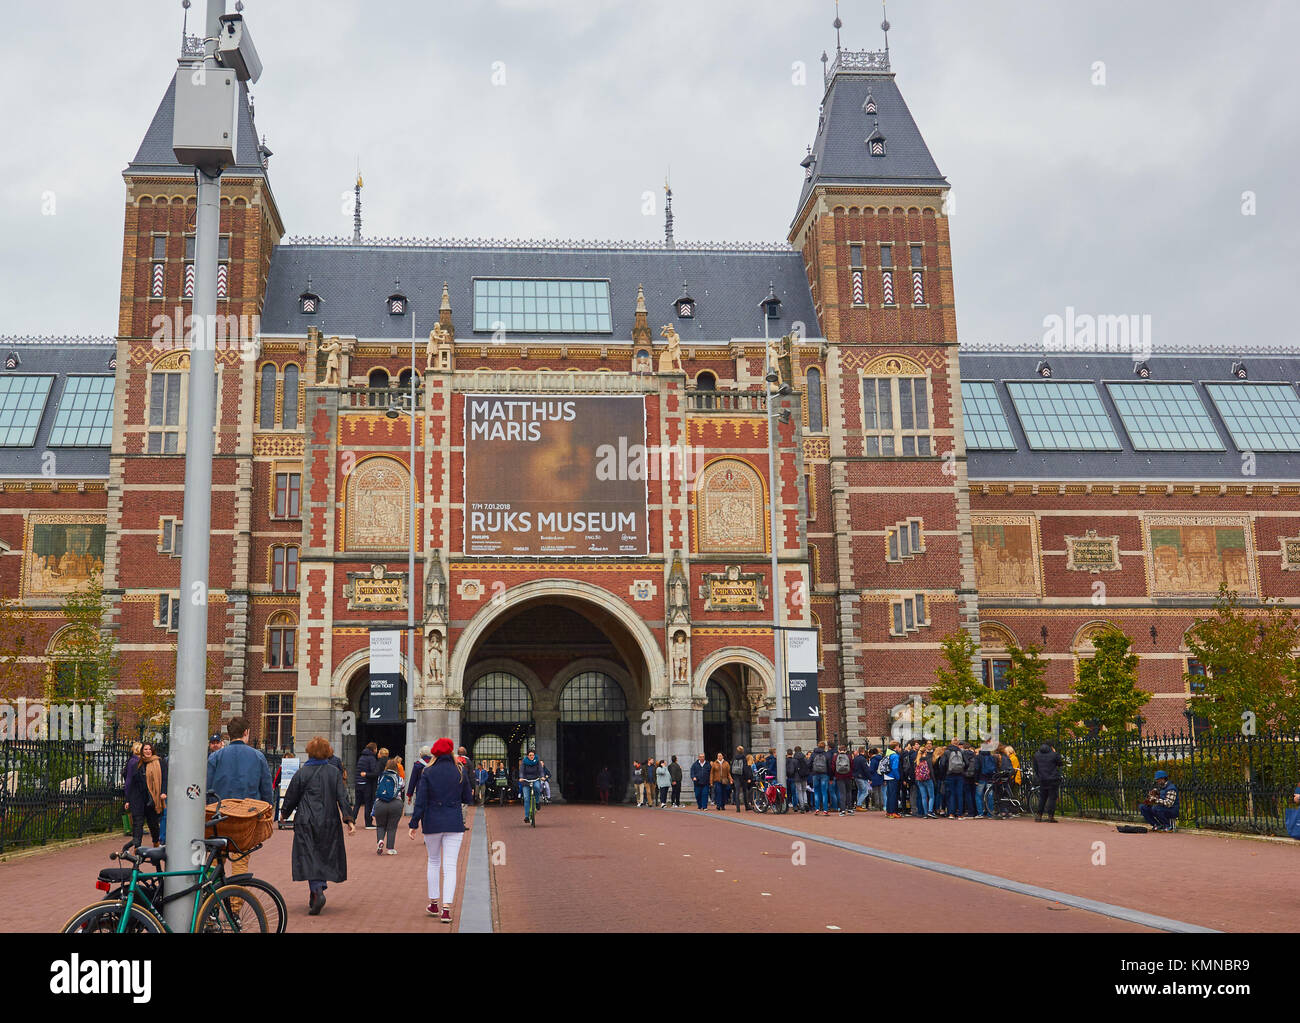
(384, 312, 420, 765)
(760, 284, 791, 792)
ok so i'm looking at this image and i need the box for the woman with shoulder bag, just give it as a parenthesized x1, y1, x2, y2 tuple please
(279, 736, 356, 916)
(408, 737, 474, 925)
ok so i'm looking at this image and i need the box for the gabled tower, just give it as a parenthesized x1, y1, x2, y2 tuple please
(790, 35, 978, 744)
(107, 33, 287, 726)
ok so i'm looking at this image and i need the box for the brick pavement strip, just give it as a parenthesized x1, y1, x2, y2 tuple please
(0, 810, 479, 933)
(683, 806, 1298, 932)
(485, 804, 1148, 933)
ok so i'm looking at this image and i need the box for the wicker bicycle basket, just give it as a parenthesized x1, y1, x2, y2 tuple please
(204, 798, 274, 854)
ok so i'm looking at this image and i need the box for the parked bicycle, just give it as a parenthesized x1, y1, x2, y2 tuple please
(748, 772, 788, 814)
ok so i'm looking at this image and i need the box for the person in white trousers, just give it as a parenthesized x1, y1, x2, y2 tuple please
(407, 737, 474, 924)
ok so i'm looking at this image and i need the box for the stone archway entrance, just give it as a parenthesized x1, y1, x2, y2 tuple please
(452, 585, 661, 803)
(343, 666, 409, 774)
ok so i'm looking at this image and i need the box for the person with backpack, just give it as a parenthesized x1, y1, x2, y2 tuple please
(852, 748, 871, 810)
(372, 755, 404, 854)
(1033, 741, 1064, 822)
(691, 753, 711, 809)
(961, 742, 981, 819)
(901, 739, 919, 816)
(833, 745, 854, 816)
(879, 741, 902, 817)
(808, 742, 831, 815)
(710, 753, 733, 810)
(408, 737, 474, 924)
(280, 736, 356, 916)
(942, 742, 966, 819)
(730, 747, 749, 812)
(914, 740, 937, 818)
(354, 742, 381, 830)
(976, 746, 999, 818)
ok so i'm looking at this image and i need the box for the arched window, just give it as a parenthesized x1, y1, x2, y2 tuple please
(558, 671, 628, 722)
(48, 626, 98, 701)
(259, 364, 277, 429)
(806, 367, 824, 433)
(473, 734, 508, 763)
(695, 371, 717, 410)
(267, 611, 297, 669)
(465, 671, 532, 722)
(368, 368, 390, 407)
(271, 545, 299, 592)
(281, 365, 299, 429)
(397, 367, 421, 390)
(703, 679, 730, 722)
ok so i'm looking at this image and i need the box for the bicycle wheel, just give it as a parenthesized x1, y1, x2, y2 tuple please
(62, 901, 164, 934)
(229, 876, 287, 933)
(196, 885, 269, 933)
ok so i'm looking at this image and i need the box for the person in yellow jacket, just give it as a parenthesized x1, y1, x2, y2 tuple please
(1001, 744, 1023, 785)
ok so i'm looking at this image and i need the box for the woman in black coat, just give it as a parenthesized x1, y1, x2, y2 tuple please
(407, 737, 473, 925)
(280, 736, 356, 915)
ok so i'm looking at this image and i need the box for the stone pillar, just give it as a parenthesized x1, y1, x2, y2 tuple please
(533, 709, 563, 802)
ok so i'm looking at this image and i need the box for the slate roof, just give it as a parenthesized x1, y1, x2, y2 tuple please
(260, 242, 823, 343)
(0, 341, 115, 477)
(794, 69, 948, 221)
(960, 351, 1300, 481)
(125, 71, 268, 178)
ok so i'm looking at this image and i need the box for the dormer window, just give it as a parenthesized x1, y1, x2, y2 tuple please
(388, 294, 407, 316)
(675, 282, 696, 319)
(867, 121, 886, 157)
(800, 146, 816, 181)
(4, 351, 20, 371)
(299, 278, 320, 315)
(863, 90, 878, 116)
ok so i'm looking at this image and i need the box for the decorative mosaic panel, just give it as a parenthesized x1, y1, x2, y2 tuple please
(1281, 537, 1300, 571)
(1144, 515, 1256, 598)
(695, 458, 765, 554)
(22, 514, 107, 600)
(343, 456, 409, 550)
(971, 514, 1042, 598)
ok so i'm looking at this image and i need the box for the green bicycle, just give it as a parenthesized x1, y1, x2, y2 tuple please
(523, 779, 542, 827)
(61, 840, 268, 934)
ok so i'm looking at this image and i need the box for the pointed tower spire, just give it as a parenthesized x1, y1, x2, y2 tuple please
(664, 175, 676, 250)
(353, 170, 363, 244)
(881, 0, 891, 63)
(834, 0, 843, 55)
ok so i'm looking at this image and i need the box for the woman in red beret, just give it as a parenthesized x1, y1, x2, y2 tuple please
(408, 737, 474, 924)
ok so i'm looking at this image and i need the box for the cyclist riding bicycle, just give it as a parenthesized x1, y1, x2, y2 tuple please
(519, 750, 544, 824)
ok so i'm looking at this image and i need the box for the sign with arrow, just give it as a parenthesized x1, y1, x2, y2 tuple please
(368, 629, 402, 724)
(785, 627, 820, 722)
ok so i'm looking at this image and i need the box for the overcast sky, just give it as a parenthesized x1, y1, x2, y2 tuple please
(2, 0, 1296, 350)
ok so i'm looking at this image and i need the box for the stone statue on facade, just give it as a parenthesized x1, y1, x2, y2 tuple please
(659, 324, 684, 375)
(319, 336, 343, 386)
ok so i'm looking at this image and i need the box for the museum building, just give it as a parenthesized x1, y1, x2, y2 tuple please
(3, 35, 1298, 799)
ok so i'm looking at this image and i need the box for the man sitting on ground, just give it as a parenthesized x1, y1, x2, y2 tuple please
(1139, 770, 1179, 832)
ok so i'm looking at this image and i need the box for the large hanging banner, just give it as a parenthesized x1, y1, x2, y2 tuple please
(785, 628, 820, 721)
(463, 394, 650, 557)
(368, 629, 402, 724)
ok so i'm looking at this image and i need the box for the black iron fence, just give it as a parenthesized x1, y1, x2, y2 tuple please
(1016, 726, 1300, 835)
(0, 734, 283, 854)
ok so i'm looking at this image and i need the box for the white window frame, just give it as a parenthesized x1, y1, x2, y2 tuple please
(860, 372, 934, 457)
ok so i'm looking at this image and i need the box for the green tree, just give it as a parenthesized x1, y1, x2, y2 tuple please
(929, 630, 987, 707)
(1071, 628, 1148, 734)
(53, 573, 120, 703)
(997, 640, 1057, 741)
(136, 657, 175, 738)
(1185, 584, 1300, 734)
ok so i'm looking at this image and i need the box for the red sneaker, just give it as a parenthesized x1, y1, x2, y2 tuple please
(440, 907, 452, 924)
(426, 900, 439, 917)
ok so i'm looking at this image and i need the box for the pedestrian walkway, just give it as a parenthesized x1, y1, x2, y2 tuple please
(485, 805, 1148, 932)
(2, 808, 483, 933)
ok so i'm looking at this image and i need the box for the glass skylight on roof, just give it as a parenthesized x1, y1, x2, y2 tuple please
(1205, 382, 1300, 452)
(1006, 380, 1122, 451)
(49, 375, 115, 447)
(472, 278, 612, 334)
(1106, 382, 1224, 452)
(0, 375, 54, 446)
(961, 381, 1016, 450)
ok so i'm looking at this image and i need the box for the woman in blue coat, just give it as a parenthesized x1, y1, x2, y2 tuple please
(408, 737, 474, 924)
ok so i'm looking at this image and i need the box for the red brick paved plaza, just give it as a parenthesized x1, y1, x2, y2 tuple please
(4, 802, 1294, 932)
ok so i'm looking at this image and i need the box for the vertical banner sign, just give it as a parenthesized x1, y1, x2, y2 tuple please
(463, 394, 650, 556)
(785, 628, 820, 721)
(368, 629, 402, 724)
